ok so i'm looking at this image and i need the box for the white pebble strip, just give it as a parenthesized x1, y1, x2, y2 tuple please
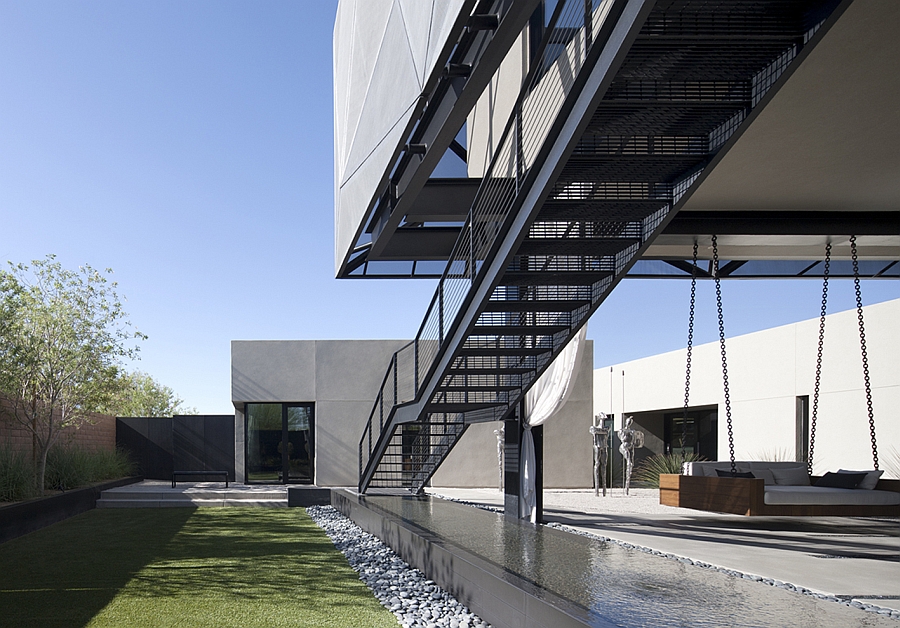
(307, 505, 492, 628)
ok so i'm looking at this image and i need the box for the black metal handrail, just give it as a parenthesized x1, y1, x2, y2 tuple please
(359, 0, 622, 490)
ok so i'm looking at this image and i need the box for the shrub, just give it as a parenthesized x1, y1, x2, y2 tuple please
(754, 447, 794, 462)
(0, 444, 36, 502)
(632, 452, 706, 488)
(884, 445, 900, 480)
(45, 444, 134, 491)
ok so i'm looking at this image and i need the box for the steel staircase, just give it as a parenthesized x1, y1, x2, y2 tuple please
(359, 0, 848, 493)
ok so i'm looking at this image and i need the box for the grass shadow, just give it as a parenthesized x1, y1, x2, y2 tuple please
(0, 508, 194, 628)
(1, 508, 397, 628)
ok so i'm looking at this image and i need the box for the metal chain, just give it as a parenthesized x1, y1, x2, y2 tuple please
(851, 236, 879, 470)
(680, 241, 698, 470)
(808, 241, 831, 475)
(711, 235, 736, 474)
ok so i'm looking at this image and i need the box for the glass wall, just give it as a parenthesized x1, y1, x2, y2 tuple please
(246, 403, 314, 484)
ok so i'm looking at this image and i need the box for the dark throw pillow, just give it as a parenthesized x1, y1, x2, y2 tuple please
(716, 469, 755, 479)
(814, 472, 867, 489)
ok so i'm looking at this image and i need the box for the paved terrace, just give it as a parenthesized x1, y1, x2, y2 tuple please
(428, 488, 900, 615)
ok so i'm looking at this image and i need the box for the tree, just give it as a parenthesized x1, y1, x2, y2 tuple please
(0, 256, 144, 494)
(104, 371, 197, 417)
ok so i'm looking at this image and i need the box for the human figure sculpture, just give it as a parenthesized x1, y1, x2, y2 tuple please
(617, 415, 644, 495)
(589, 414, 609, 497)
(493, 425, 504, 492)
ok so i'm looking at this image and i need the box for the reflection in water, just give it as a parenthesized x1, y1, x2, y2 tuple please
(360, 494, 892, 628)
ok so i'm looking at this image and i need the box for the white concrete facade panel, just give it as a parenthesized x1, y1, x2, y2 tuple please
(594, 300, 900, 476)
(333, 0, 469, 274)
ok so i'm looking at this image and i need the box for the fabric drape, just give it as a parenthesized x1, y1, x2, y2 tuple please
(519, 327, 586, 522)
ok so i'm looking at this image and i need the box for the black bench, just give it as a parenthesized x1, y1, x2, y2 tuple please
(172, 471, 229, 488)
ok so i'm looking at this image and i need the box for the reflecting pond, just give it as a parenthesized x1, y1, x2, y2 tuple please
(360, 494, 894, 627)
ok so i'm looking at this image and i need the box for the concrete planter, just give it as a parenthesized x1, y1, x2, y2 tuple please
(0, 476, 142, 544)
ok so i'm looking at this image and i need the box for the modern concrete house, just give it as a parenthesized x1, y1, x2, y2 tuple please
(232, 340, 407, 487)
(231, 338, 595, 488)
(331, 0, 899, 520)
(594, 299, 900, 477)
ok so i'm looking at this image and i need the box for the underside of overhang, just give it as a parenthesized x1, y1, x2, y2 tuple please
(647, 0, 900, 263)
(352, 0, 900, 276)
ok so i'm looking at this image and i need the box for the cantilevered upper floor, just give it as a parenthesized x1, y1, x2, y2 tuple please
(334, 0, 900, 281)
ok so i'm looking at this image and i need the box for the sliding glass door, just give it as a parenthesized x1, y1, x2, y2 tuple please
(246, 403, 314, 484)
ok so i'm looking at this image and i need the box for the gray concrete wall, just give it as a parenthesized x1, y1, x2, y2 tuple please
(432, 341, 595, 489)
(313, 340, 410, 487)
(232, 339, 408, 487)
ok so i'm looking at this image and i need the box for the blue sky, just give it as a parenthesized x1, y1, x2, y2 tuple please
(2, 1, 897, 413)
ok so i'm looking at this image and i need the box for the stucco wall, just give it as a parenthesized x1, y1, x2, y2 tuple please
(593, 300, 900, 477)
(232, 339, 408, 486)
(432, 340, 595, 489)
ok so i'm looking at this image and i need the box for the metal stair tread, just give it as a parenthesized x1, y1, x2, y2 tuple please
(470, 324, 568, 336)
(482, 299, 590, 312)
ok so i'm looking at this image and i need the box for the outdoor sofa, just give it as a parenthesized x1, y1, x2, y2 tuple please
(659, 461, 900, 516)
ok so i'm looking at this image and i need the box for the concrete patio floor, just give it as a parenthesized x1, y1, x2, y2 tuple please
(428, 487, 900, 614)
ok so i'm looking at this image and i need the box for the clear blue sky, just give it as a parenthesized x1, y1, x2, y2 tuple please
(2, 2, 897, 413)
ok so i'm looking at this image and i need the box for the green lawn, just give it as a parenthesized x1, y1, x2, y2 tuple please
(0, 508, 398, 628)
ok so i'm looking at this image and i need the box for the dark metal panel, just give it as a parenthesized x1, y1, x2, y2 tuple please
(173, 415, 205, 472)
(664, 211, 900, 236)
(404, 178, 482, 223)
(378, 228, 461, 261)
(116, 417, 174, 480)
(203, 416, 236, 481)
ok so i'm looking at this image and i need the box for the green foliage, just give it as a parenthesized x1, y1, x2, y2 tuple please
(0, 255, 144, 494)
(0, 444, 34, 502)
(44, 444, 134, 492)
(632, 452, 706, 488)
(102, 370, 196, 417)
(0, 443, 134, 501)
(248, 403, 283, 430)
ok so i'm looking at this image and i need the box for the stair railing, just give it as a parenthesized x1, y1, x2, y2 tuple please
(359, 0, 625, 491)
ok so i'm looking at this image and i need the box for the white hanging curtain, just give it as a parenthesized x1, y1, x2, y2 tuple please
(520, 326, 587, 522)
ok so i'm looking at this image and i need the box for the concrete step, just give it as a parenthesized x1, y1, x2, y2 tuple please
(96, 498, 288, 508)
(99, 490, 288, 501)
(96, 482, 290, 508)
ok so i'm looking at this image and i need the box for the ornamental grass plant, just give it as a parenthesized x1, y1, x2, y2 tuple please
(0, 444, 34, 502)
(44, 444, 134, 492)
(0, 443, 133, 500)
(632, 452, 705, 488)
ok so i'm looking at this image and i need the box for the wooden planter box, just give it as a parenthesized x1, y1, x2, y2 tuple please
(0, 476, 142, 543)
(659, 474, 900, 517)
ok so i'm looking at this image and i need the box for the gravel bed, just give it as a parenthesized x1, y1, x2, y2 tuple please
(307, 505, 491, 628)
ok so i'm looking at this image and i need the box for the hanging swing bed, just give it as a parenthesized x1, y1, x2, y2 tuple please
(659, 236, 900, 516)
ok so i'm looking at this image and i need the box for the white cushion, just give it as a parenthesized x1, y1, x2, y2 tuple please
(770, 466, 811, 486)
(837, 469, 883, 490)
(764, 485, 900, 506)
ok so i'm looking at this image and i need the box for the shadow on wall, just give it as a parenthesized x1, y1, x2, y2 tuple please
(116, 416, 235, 481)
